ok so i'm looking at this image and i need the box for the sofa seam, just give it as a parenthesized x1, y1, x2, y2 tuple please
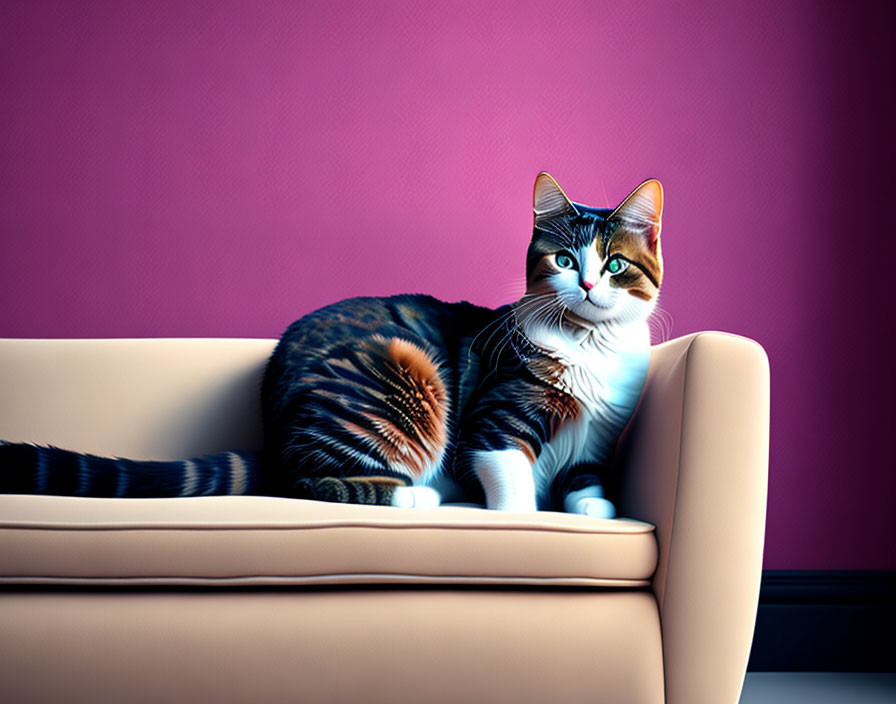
(0, 521, 654, 535)
(0, 574, 654, 586)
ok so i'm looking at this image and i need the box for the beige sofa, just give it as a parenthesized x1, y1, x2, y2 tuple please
(0, 332, 769, 704)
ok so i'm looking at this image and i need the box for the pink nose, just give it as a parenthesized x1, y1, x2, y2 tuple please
(582, 281, 594, 290)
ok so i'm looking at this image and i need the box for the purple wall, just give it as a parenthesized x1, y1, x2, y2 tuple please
(1, 1, 893, 569)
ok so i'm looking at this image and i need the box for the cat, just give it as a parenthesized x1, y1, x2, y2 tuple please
(0, 173, 663, 517)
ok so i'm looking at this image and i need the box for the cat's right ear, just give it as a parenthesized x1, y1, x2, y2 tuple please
(533, 172, 578, 220)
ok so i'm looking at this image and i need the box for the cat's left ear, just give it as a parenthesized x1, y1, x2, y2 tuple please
(610, 179, 663, 252)
(533, 172, 579, 220)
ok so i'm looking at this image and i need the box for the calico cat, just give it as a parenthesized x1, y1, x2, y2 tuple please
(0, 173, 663, 517)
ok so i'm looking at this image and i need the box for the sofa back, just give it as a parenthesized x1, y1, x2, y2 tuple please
(0, 339, 275, 460)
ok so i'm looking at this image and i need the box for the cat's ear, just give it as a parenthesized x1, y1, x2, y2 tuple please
(533, 172, 578, 220)
(610, 179, 663, 251)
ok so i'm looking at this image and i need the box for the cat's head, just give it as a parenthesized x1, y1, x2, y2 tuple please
(524, 172, 663, 327)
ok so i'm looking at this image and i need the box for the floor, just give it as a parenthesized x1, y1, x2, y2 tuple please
(740, 673, 896, 703)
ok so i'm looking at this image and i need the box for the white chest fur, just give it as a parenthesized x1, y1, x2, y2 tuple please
(528, 321, 651, 500)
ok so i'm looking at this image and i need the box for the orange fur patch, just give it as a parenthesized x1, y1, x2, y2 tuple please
(385, 338, 448, 474)
(526, 354, 565, 386)
(542, 385, 581, 435)
(607, 226, 663, 298)
(339, 336, 449, 479)
(523, 355, 582, 435)
(512, 438, 537, 465)
(627, 289, 651, 301)
(387, 338, 443, 394)
(345, 476, 405, 486)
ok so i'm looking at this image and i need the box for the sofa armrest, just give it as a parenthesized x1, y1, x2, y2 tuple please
(615, 332, 770, 704)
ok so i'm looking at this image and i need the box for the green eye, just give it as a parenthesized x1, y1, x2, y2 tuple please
(607, 257, 630, 275)
(555, 252, 576, 269)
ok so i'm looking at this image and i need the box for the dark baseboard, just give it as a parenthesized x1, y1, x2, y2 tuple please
(747, 570, 896, 672)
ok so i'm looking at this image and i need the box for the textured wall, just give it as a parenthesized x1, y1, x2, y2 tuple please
(1, 1, 893, 568)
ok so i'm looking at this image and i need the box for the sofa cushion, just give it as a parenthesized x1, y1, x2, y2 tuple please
(0, 495, 656, 588)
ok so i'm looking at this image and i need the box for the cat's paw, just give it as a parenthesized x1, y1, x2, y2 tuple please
(570, 496, 617, 519)
(490, 495, 538, 512)
(391, 486, 441, 509)
(473, 448, 537, 512)
(564, 486, 616, 518)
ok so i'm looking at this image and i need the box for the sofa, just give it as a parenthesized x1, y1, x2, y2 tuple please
(0, 331, 769, 704)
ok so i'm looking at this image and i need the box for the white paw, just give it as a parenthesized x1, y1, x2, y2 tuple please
(570, 496, 617, 519)
(564, 486, 616, 518)
(491, 495, 538, 512)
(391, 486, 441, 509)
(472, 448, 537, 512)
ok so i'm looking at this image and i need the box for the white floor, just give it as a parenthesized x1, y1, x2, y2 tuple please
(740, 673, 896, 703)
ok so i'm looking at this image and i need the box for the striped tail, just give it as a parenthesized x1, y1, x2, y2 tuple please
(0, 442, 261, 498)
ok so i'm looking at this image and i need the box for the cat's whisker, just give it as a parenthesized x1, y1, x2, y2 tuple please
(542, 301, 568, 340)
(549, 300, 567, 335)
(511, 296, 558, 336)
(523, 295, 560, 327)
(466, 305, 522, 362)
(477, 311, 518, 358)
(488, 293, 558, 371)
(489, 294, 554, 346)
(498, 276, 528, 299)
(481, 319, 527, 372)
(489, 299, 551, 372)
(599, 178, 610, 208)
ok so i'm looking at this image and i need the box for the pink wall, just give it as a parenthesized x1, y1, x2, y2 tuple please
(2, 1, 893, 569)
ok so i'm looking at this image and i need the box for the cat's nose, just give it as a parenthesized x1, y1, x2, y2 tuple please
(582, 281, 594, 290)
